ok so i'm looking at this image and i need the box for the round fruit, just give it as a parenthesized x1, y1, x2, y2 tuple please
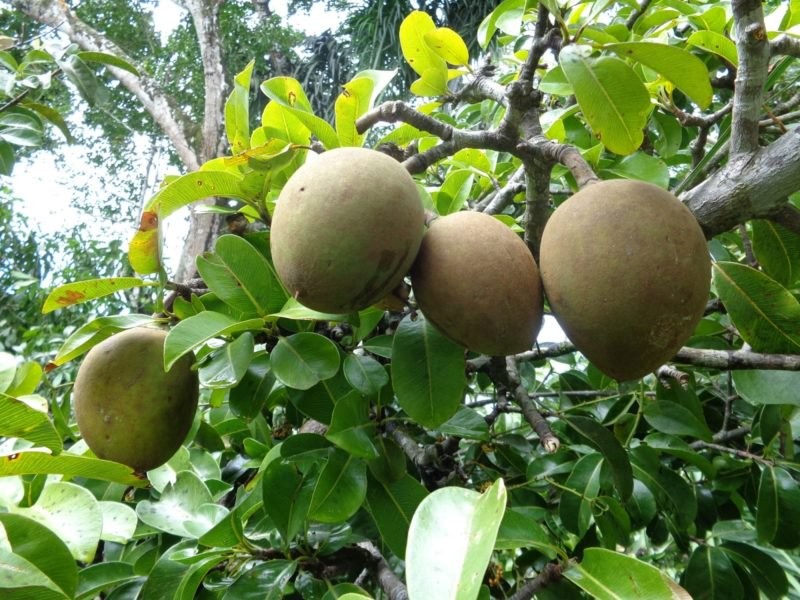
(270, 147, 425, 313)
(73, 327, 198, 471)
(411, 211, 544, 356)
(539, 179, 710, 381)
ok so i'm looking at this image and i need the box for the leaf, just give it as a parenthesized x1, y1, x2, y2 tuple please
(606, 42, 712, 108)
(437, 406, 490, 441)
(343, 354, 388, 396)
(164, 312, 264, 370)
(0, 512, 77, 598)
(225, 60, 254, 154)
(424, 28, 469, 66)
(335, 76, 374, 147)
(0, 111, 44, 147)
(601, 152, 669, 189)
(127, 210, 160, 274)
(261, 77, 339, 149)
(140, 541, 229, 600)
(270, 332, 341, 390)
(477, 0, 525, 48)
(750, 219, 800, 287)
(410, 67, 448, 97)
(496, 507, 557, 555)
(0, 451, 147, 487)
(199, 332, 254, 389)
(559, 453, 603, 537)
(308, 448, 367, 523)
(5, 361, 42, 396)
(58, 54, 107, 106)
(630, 447, 697, 529)
(326, 391, 378, 459)
(229, 353, 273, 419)
(560, 46, 651, 155)
(143, 171, 249, 217)
(262, 459, 315, 542)
(436, 169, 474, 215)
(364, 472, 428, 558)
(719, 542, 788, 600)
(0, 140, 15, 175)
(687, 31, 738, 67)
(223, 560, 296, 600)
(643, 399, 714, 441)
(50, 314, 156, 367)
(0, 393, 62, 452)
(392, 314, 465, 429)
(10, 482, 102, 563)
(564, 415, 633, 500)
(75, 562, 138, 600)
(98, 501, 137, 544)
(565, 548, 684, 599)
(42, 277, 148, 314)
(756, 466, 800, 548)
(400, 11, 447, 77)
(75, 50, 138, 75)
(682, 546, 744, 600)
(406, 479, 506, 600)
(733, 370, 800, 406)
(712, 262, 800, 353)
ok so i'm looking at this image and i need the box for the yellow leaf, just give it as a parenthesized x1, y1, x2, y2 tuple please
(128, 211, 160, 275)
(410, 68, 448, 97)
(424, 27, 470, 67)
(400, 11, 447, 77)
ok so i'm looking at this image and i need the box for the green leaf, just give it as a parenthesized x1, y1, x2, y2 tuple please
(223, 560, 296, 600)
(5, 360, 43, 396)
(559, 453, 603, 537)
(197, 234, 287, 317)
(364, 472, 427, 558)
(643, 399, 714, 441)
(496, 507, 557, 555)
(719, 542, 788, 600)
(198, 332, 254, 389)
(756, 466, 800, 548)
(406, 479, 506, 600)
(229, 353, 273, 419)
(606, 42, 712, 108)
(326, 391, 378, 459)
(262, 459, 315, 542)
(682, 546, 744, 600)
(565, 548, 683, 599)
(0, 451, 147, 487)
(366, 437, 407, 484)
(687, 30, 738, 67)
(23, 102, 73, 143)
(75, 563, 139, 600)
(0, 111, 43, 147)
(712, 262, 800, 353)
(260, 77, 339, 149)
(437, 406, 490, 441)
(164, 312, 264, 370)
(436, 169, 474, 215)
(225, 60, 254, 154)
(269, 297, 351, 322)
(0, 140, 15, 175)
(270, 332, 341, 390)
(58, 54, 108, 106)
(400, 11, 447, 77)
(308, 448, 367, 523)
(0, 512, 77, 598)
(51, 314, 156, 367)
(601, 152, 669, 189)
(335, 76, 374, 147)
(0, 352, 14, 392)
(560, 46, 651, 155)
(392, 314, 465, 429)
(76, 50, 139, 75)
(0, 393, 63, 452)
(143, 171, 249, 217)
(140, 541, 229, 600)
(98, 501, 137, 544)
(287, 373, 347, 424)
(343, 354, 388, 396)
(564, 415, 633, 500)
(751, 220, 800, 287)
(477, 0, 525, 48)
(630, 447, 697, 529)
(10, 482, 102, 562)
(424, 27, 469, 66)
(733, 370, 800, 406)
(42, 277, 148, 314)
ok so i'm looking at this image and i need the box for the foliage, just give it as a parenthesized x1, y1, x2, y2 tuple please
(3, 1, 800, 599)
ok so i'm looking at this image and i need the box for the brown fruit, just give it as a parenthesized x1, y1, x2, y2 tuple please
(270, 147, 425, 313)
(73, 327, 198, 471)
(539, 179, 710, 381)
(411, 211, 544, 356)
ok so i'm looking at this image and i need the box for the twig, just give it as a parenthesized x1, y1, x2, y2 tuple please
(625, 0, 654, 29)
(510, 562, 564, 600)
(480, 166, 526, 214)
(674, 347, 800, 371)
(657, 365, 690, 389)
(505, 356, 560, 452)
(691, 440, 773, 466)
(358, 541, 409, 600)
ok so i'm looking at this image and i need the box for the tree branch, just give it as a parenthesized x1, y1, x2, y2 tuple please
(768, 204, 800, 237)
(674, 347, 800, 371)
(358, 541, 409, 600)
(770, 34, 800, 58)
(510, 563, 563, 600)
(479, 166, 526, 214)
(504, 357, 560, 453)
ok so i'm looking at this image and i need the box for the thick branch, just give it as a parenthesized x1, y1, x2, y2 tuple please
(504, 357, 560, 453)
(523, 162, 552, 260)
(358, 542, 409, 600)
(730, 0, 769, 155)
(770, 34, 800, 58)
(674, 347, 800, 371)
(481, 166, 526, 214)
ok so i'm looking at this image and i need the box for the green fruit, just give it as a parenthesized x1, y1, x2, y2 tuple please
(411, 211, 544, 356)
(270, 147, 425, 313)
(73, 327, 198, 471)
(539, 179, 710, 381)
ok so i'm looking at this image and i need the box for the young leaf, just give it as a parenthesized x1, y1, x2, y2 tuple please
(560, 46, 651, 155)
(335, 76, 374, 147)
(605, 42, 712, 108)
(392, 314, 466, 429)
(406, 479, 506, 600)
(42, 277, 148, 314)
(261, 76, 340, 149)
(713, 262, 800, 353)
(270, 332, 341, 391)
(198, 332, 254, 389)
(308, 448, 367, 523)
(225, 60, 254, 155)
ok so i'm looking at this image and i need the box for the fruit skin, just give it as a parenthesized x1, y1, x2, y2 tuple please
(411, 211, 544, 356)
(73, 327, 198, 472)
(270, 147, 425, 313)
(539, 179, 710, 381)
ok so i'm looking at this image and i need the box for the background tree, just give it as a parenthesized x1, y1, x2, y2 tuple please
(2, 0, 800, 599)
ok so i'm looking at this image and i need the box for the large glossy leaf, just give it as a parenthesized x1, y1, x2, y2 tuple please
(496, 507, 557, 556)
(196, 234, 287, 317)
(42, 277, 148, 314)
(687, 30, 738, 66)
(75, 563, 139, 600)
(98, 501, 137, 544)
(198, 332, 254, 389)
(606, 42, 712, 107)
(10, 482, 102, 563)
(477, 0, 525, 48)
(140, 541, 229, 600)
(308, 448, 367, 523)
(229, 353, 273, 419)
(565, 416, 633, 500)
(0, 393, 62, 452)
(262, 459, 315, 543)
(270, 332, 341, 391)
(326, 391, 378, 459)
(143, 171, 250, 217)
(343, 354, 388, 396)
(406, 479, 506, 600)
(682, 546, 743, 600)
(733, 370, 800, 406)
(364, 472, 428, 558)
(630, 447, 697, 529)
(436, 169, 474, 215)
(163, 312, 264, 370)
(223, 560, 296, 600)
(392, 315, 465, 429)
(335, 76, 373, 147)
(560, 46, 651, 155)
(0, 111, 43, 146)
(643, 399, 714, 441)
(0, 451, 147, 487)
(756, 466, 800, 548)
(719, 542, 788, 600)
(559, 453, 603, 537)
(565, 548, 685, 599)
(750, 219, 800, 287)
(0, 513, 77, 599)
(424, 27, 469, 66)
(225, 60, 254, 154)
(260, 77, 339, 149)
(712, 262, 800, 353)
